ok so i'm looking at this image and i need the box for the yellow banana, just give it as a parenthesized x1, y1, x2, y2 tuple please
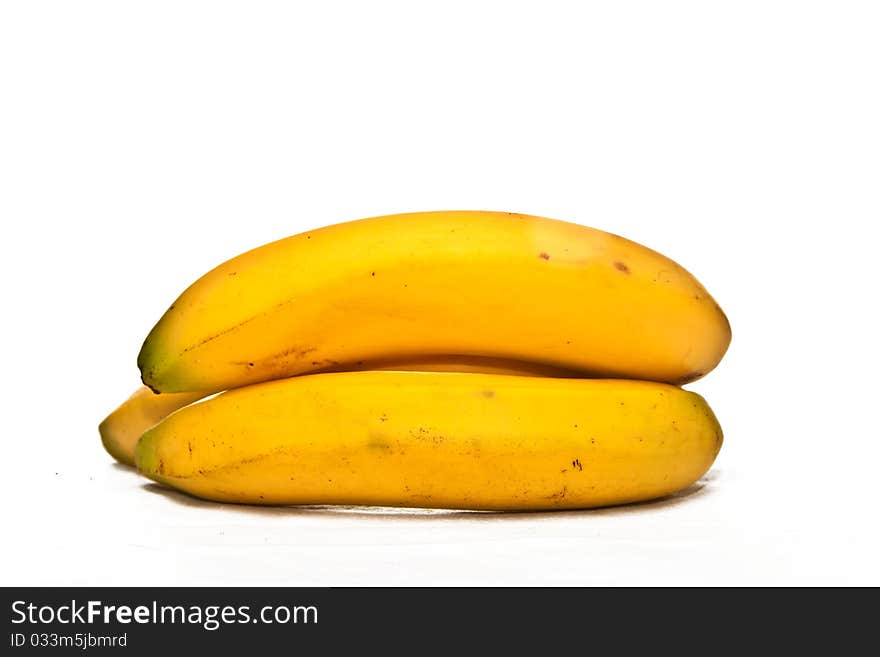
(99, 386, 204, 465)
(98, 358, 582, 464)
(136, 371, 723, 510)
(138, 211, 731, 394)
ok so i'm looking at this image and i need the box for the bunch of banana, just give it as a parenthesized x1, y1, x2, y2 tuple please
(101, 210, 730, 510)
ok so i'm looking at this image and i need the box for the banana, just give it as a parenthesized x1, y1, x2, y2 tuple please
(99, 386, 204, 465)
(138, 211, 731, 394)
(136, 371, 723, 510)
(99, 358, 583, 464)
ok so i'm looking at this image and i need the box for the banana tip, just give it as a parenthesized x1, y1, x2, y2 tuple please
(133, 430, 159, 475)
(98, 418, 135, 466)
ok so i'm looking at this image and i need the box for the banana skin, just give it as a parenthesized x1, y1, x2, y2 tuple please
(136, 371, 723, 511)
(99, 357, 584, 464)
(138, 211, 731, 394)
(99, 386, 205, 465)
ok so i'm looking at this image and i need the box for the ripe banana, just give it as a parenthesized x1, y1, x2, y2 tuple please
(99, 357, 583, 464)
(99, 386, 204, 465)
(138, 211, 731, 394)
(136, 371, 723, 510)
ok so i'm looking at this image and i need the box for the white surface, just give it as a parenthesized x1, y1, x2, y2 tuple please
(1, 1, 878, 586)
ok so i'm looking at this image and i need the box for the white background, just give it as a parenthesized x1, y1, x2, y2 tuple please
(1, 1, 878, 585)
